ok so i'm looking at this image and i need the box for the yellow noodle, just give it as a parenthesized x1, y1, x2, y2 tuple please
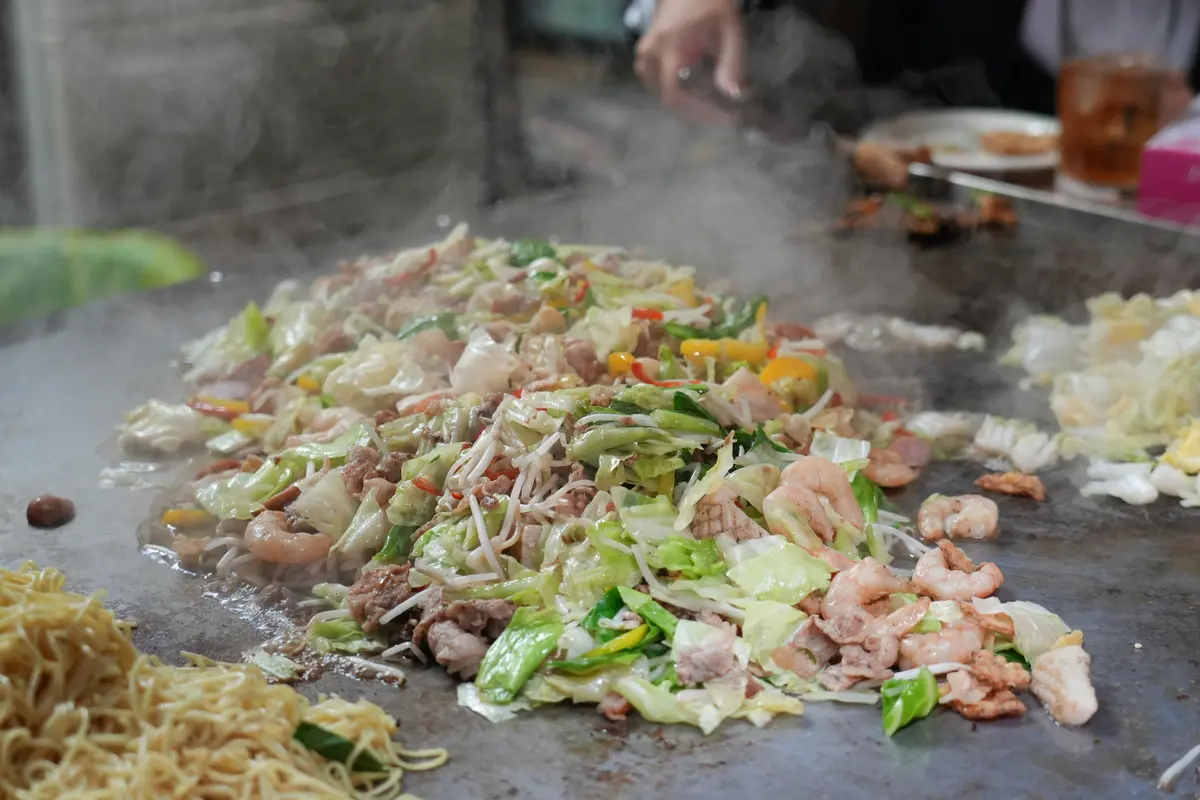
(0, 564, 446, 800)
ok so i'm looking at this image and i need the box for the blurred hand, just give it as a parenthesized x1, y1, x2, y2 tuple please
(635, 0, 745, 120)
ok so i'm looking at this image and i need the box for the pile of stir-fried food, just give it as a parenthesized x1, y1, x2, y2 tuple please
(120, 225, 1097, 736)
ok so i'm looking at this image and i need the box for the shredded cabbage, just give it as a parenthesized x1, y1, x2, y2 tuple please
(675, 440, 735, 530)
(972, 597, 1069, 662)
(119, 400, 228, 454)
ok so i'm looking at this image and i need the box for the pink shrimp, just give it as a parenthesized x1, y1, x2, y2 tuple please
(762, 456, 864, 545)
(244, 510, 333, 565)
(863, 447, 920, 488)
(913, 540, 1004, 601)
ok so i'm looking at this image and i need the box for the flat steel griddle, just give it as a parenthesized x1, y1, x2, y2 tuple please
(1, 170, 1198, 799)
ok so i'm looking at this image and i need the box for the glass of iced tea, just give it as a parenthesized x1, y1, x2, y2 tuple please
(1057, 53, 1169, 199)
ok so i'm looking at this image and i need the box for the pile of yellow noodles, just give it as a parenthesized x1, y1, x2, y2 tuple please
(0, 564, 446, 799)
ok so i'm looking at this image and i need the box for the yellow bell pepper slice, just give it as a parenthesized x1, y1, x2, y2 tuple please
(231, 413, 273, 437)
(680, 338, 769, 365)
(608, 351, 635, 377)
(296, 374, 322, 394)
(162, 508, 213, 528)
(582, 624, 650, 658)
(759, 356, 818, 385)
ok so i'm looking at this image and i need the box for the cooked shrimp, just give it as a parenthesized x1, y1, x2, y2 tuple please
(763, 456, 864, 544)
(807, 545, 856, 572)
(822, 556, 908, 614)
(897, 620, 984, 669)
(244, 510, 333, 565)
(917, 494, 999, 541)
(913, 540, 1004, 601)
(723, 367, 786, 423)
(863, 447, 920, 488)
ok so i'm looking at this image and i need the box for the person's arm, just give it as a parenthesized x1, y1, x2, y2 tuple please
(632, 0, 747, 119)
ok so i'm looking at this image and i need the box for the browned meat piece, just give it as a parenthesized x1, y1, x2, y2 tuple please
(798, 593, 824, 617)
(959, 602, 1016, 640)
(975, 471, 1047, 502)
(195, 458, 242, 480)
(413, 591, 517, 647)
(691, 486, 764, 542)
(342, 445, 381, 497)
(837, 644, 895, 682)
(514, 523, 546, 568)
(940, 539, 980, 574)
(814, 606, 875, 646)
(26, 495, 76, 529)
(633, 320, 665, 359)
(563, 338, 605, 384)
(588, 386, 615, 407)
(260, 484, 301, 512)
(598, 692, 633, 721)
(364, 477, 398, 507)
(975, 195, 1019, 229)
(314, 325, 354, 356)
(374, 409, 399, 427)
(744, 677, 764, 699)
(950, 686, 1027, 720)
(445, 598, 517, 640)
(971, 649, 1032, 691)
(817, 665, 860, 692)
(347, 564, 415, 633)
(248, 377, 283, 414)
(171, 535, 211, 569)
(412, 587, 448, 646)
(789, 618, 840, 665)
(373, 452, 410, 484)
(426, 620, 489, 678)
(675, 620, 736, 686)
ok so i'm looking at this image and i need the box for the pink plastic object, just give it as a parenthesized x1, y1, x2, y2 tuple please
(1138, 116, 1200, 227)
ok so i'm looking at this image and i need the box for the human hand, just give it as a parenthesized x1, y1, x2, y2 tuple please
(634, 0, 745, 120)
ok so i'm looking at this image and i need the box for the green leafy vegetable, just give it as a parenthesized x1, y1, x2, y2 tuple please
(396, 311, 458, 341)
(651, 409, 722, 436)
(509, 239, 557, 267)
(726, 543, 834, 604)
(581, 587, 628, 643)
(658, 345, 684, 380)
(881, 666, 939, 736)
(646, 536, 726, 579)
(548, 651, 645, 674)
(375, 525, 417, 564)
(672, 391, 720, 426)
(616, 586, 679, 638)
(662, 296, 767, 341)
(308, 618, 381, 655)
(475, 608, 565, 704)
(293, 722, 386, 773)
(851, 473, 884, 526)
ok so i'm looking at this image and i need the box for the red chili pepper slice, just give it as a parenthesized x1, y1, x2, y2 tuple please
(384, 248, 437, 288)
(632, 308, 664, 321)
(186, 400, 243, 421)
(630, 361, 703, 388)
(513, 388, 523, 398)
(450, 491, 464, 500)
(573, 280, 590, 304)
(485, 465, 521, 481)
(413, 476, 442, 496)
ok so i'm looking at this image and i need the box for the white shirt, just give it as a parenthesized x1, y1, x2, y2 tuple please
(1022, 0, 1200, 72)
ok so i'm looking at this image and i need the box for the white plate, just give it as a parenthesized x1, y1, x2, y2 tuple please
(859, 108, 1061, 172)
